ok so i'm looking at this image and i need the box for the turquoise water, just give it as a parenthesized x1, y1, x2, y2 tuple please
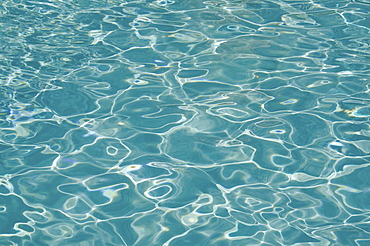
(1, 0, 370, 245)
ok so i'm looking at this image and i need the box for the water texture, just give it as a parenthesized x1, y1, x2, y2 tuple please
(1, 0, 370, 245)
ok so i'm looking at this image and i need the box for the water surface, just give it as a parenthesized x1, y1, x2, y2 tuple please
(1, 0, 370, 245)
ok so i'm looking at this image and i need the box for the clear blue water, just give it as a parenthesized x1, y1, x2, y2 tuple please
(1, 0, 370, 245)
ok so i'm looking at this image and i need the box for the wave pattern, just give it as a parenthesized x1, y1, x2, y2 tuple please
(1, 0, 370, 245)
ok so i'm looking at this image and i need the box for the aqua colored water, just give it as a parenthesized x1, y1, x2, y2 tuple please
(1, 0, 370, 245)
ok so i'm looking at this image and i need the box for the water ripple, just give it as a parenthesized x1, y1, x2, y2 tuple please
(1, 0, 370, 245)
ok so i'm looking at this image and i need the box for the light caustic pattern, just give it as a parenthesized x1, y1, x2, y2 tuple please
(1, 0, 370, 245)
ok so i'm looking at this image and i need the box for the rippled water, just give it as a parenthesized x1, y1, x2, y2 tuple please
(1, 0, 370, 245)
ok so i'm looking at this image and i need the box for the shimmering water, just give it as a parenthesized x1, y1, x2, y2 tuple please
(1, 0, 370, 245)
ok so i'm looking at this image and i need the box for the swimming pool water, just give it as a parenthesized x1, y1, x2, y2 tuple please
(1, 0, 370, 245)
